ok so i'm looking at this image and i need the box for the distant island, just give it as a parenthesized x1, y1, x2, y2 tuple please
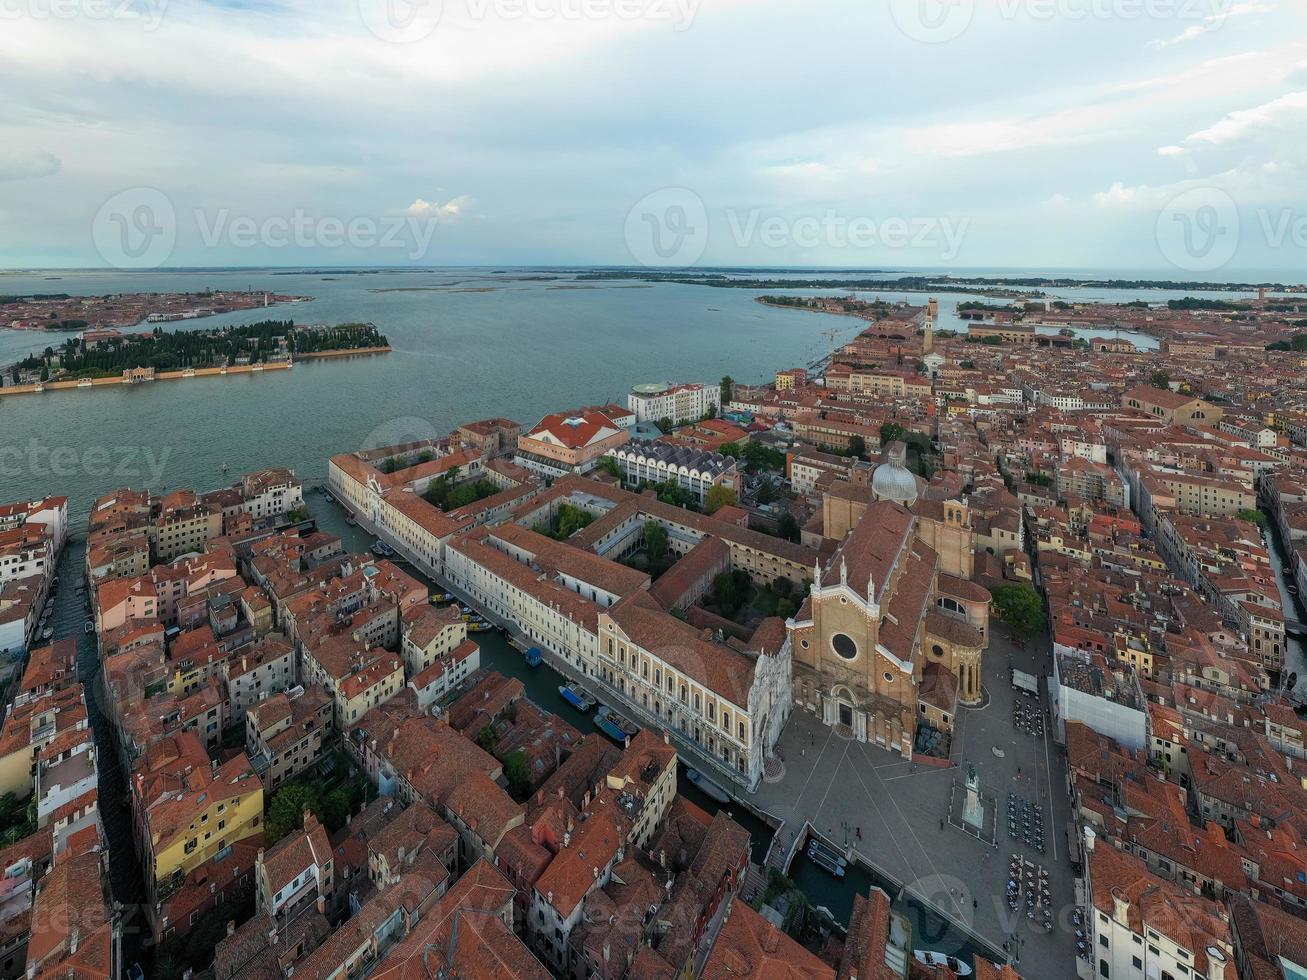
(0, 288, 310, 332)
(575, 270, 1304, 294)
(1, 319, 389, 395)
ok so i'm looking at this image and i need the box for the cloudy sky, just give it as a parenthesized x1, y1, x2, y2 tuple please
(2, 0, 1306, 273)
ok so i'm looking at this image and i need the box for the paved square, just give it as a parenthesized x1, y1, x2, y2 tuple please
(747, 627, 1080, 979)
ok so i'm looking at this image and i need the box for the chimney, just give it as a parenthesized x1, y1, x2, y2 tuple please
(1206, 945, 1228, 980)
(226, 920, 236, 937)
(268, 923, 278, 945)
(603, 940, 610, 964)
(1110, 887, 1129, 923)
(316, 894, 326, 916)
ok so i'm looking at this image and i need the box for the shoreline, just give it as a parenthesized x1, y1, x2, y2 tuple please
(293, 346, 392, 360)
(0, 346, 392, 397)
(0, 361, 292, 397)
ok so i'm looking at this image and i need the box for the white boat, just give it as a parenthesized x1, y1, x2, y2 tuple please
(40, 627, 53, 641)
(913, 951, 973, 977)
(807, 838, 848, 867)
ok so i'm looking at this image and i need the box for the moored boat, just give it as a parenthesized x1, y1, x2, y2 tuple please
(594, 704, 639, 742)
(467, 621, 494, 633)
(806, 844, 846, 878)
(559, 682, 596, 712)
(806, 837, 848, 867)
(686, 769, 730, 803)
(913, 952, 972, 977)
(524, 647, 542, 667)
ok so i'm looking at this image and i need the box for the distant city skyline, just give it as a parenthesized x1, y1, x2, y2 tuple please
(2, 0, 1306, 271)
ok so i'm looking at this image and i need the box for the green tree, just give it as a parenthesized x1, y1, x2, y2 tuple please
(644, 521, 669, 562)
(502, 750, 531, 798)
(740, 441, 785, 472)
(704, 484, 737, 515)
(709, 571, 746, 617)
(656, 417, 674, 434)
(991, 584, 1048, 643)
(777, 512, 800, 543)
(879, 422, 906, 446)
(266, 783, 311, 844)
(1150, 369, 1171, 389)
(848, 435, 867, 459)
(595, 455, 622, 479)
(1238, 509, 1267, 528)
(756, 481, 777, 506)
(720, 375, 734, 406)
(719, 442, 741, 458)
(552, 502, 596, 539)
(476, 725, 497, 753)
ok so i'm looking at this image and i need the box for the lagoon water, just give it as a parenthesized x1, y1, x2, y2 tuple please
(0, 266, 1283, 519)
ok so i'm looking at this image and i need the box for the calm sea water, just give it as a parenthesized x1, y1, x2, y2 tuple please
(0, 266, 1287, 521)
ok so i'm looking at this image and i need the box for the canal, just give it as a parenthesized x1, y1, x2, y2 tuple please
(47, 539, 150, 968)
(1262, 506, 1307, 695)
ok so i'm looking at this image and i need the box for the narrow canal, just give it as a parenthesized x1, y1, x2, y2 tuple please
(50, 540, 149, 968)
(1262, 506, 1307, 695)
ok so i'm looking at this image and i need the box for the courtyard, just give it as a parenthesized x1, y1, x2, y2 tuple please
(747, 626, 1082, 979)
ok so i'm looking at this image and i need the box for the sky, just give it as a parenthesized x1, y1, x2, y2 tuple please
(2, 0, 1307, 274)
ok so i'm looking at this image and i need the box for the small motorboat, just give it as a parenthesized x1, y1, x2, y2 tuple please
(913, 952, 973, 977)
(687, 769, 730, 803)
(467, 621, 494, 633)
(594, 704, 639, 742)
(559, 682, 596, 712)
(344, 514, 358, 526)
(370, 541, 387, 556)
(523, 647, 542, 668)
(806, 845, 846, 878)
(40, 627, 53, 641)
(806, 837, 848, 868)
(84, 621, 94, 634)
(429, 592, 451, 604)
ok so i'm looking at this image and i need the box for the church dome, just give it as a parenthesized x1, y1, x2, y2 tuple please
(871, 441, 920, 506)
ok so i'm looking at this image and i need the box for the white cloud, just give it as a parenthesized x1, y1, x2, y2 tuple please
(1157, 146, 1187, 156)
(1148, 1, 1273, 49)
(404, 196, 474, 221)
(1185, 90, 1307, 144)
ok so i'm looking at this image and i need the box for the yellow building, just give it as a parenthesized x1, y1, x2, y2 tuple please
(0, 685, 88, 799)
(138, 743, 264, 905)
